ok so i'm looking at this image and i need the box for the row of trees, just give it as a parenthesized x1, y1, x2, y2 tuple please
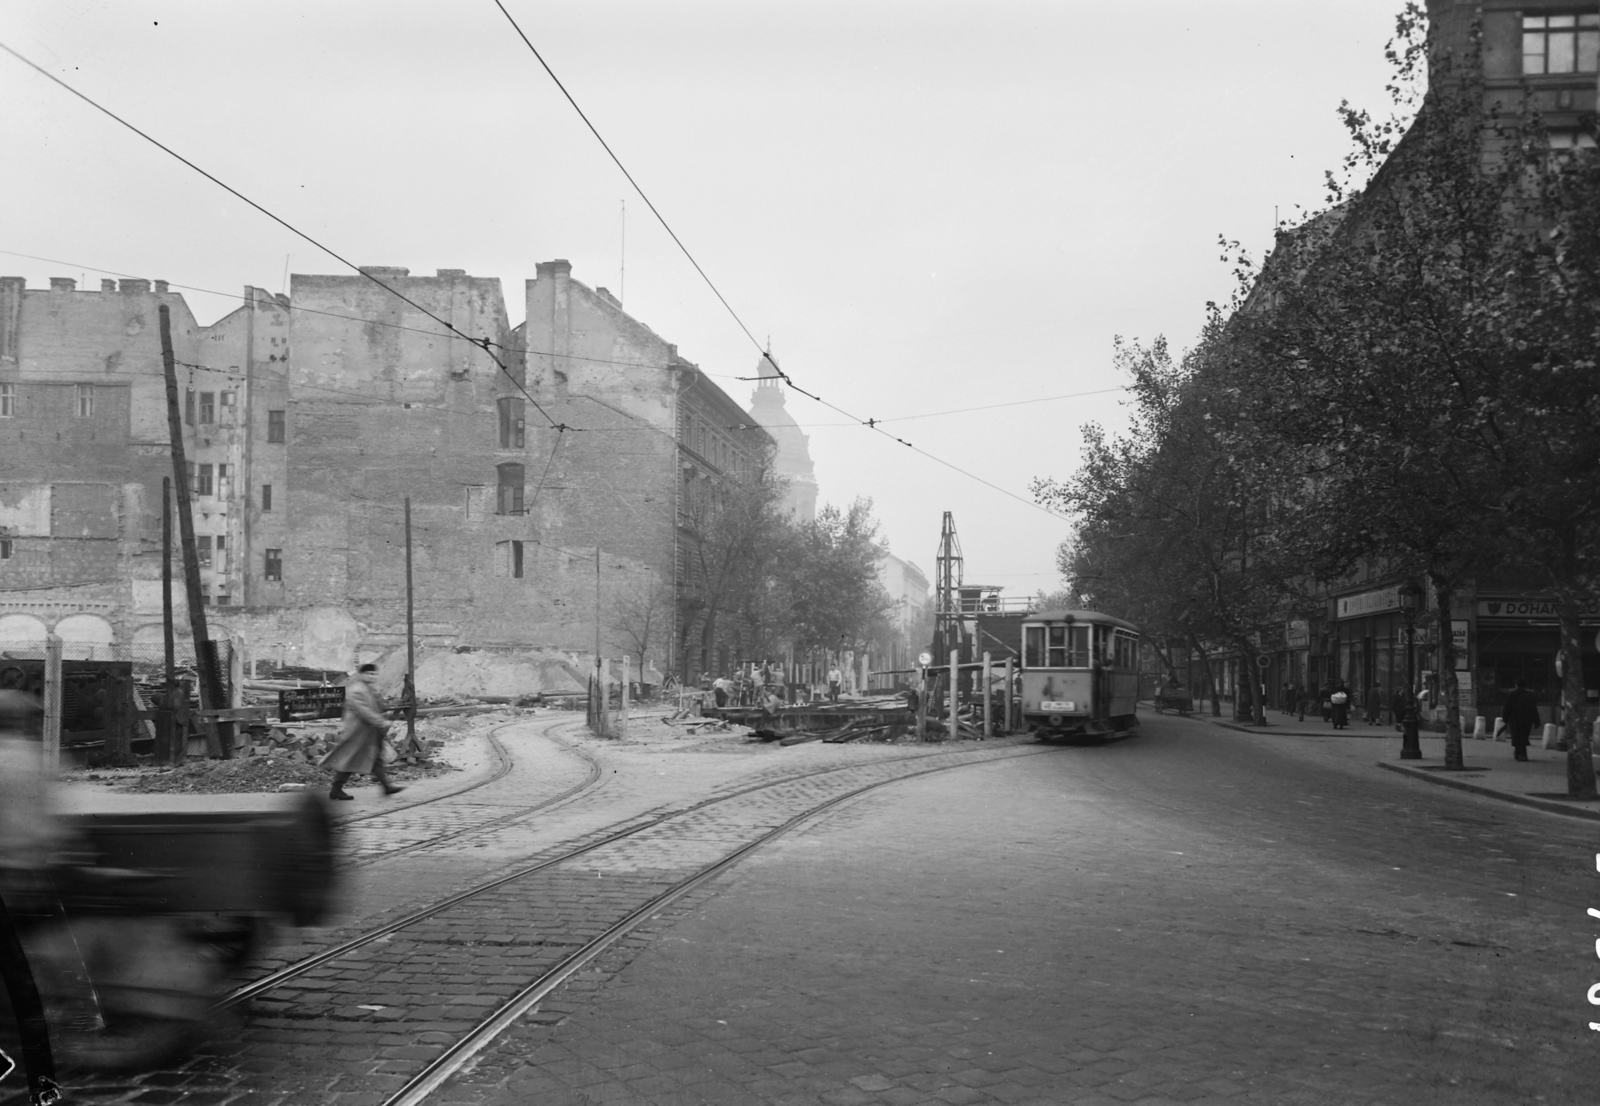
(1034, 8, 1600, 794)
(611, 458, 897, 683)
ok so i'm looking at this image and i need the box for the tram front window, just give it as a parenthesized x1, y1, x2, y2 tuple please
(1024, 625, 1090, 668)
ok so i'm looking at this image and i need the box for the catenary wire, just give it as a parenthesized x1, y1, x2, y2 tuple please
(5, 41, 1070, 521)
(485, 7, 1071, 521)
(0, 43, 569, 433)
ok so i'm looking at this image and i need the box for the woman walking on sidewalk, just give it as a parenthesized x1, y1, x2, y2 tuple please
(319, 664, 405, 801)
(1330, 684, 1351, 729)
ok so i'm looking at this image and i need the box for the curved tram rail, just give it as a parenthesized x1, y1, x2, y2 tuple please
(208, 741, 1055, 1106)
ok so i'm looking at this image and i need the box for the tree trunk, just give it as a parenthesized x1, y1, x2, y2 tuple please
(1430, 573, 1464, 770)
(1190, 633, 1221, 716)
(1558, 590, 1597, 798)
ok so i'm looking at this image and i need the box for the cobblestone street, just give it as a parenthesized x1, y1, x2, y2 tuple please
(7, 710, 1600, 1106)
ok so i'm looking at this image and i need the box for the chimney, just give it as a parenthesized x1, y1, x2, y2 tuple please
(535, 259, 573, 280)
(153, 280, 169, 294)
(49, 277, 76, 292)
(100, 279, 117, 292)
(119, 279, 150, 294)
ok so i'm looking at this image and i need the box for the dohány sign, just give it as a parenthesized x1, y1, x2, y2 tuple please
(1336, 586, 1400, 620)
(1476, 597, 1600, 622)
(278, 686, 346, 722)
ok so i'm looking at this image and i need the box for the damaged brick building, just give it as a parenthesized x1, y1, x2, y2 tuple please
(0, 261, 776, 694)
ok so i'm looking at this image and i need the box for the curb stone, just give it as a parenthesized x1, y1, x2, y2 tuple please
(1376, 759, 1600, 822)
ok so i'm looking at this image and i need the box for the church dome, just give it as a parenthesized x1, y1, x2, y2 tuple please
(747, 352, 817, 522)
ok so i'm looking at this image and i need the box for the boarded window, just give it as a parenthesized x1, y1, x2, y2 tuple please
(497, 397, 526, 448)
(267, 409, 286, 443)
(264, 548, 282, 581)
(496, 463, 524, 515)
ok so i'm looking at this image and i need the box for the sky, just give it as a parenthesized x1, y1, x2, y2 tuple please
(0, 0, 1405, 599)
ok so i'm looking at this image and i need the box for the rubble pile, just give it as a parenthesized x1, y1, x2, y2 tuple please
(84, 718, 471, 795)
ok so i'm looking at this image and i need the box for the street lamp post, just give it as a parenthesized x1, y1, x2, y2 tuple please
(1398, 581, 1423, 760)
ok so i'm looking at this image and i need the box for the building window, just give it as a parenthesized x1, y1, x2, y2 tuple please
(512, 539, 524, 579)
(0, 383, 13, 418)
(262, 484, 273, 511)
(1524, 13, 1600, 74)
(215, 593, 231, 607)
(197, 535, 213, 568)
(267, 409, 286, 443)
(196, 463, 214, 497)
(264, 548, 282, 581)
(199, 391, 215, 424)
(185, 389, 195, 425)
(215, 534, 228, 574)
(0, 539, 11, 560)
(200, 586, 211, 607)
(186, 462, 196, 493)
(496, 462, 525, 515)
(498, 397, 526, 448)
(75, 384, 93, 418)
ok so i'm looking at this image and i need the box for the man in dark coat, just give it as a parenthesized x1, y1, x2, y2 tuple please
(319, 664, 403, 800)
(1500, 680, 1540, 762)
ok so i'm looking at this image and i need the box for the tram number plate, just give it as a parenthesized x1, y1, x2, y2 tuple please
(1042, 701, 1077, 712)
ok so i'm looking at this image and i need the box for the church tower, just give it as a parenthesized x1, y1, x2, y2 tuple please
(747, 351, 818, 523)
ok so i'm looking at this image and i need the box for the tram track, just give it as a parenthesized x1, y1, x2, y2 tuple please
(189, 739, 1054, 1106)
(333, 717, 604, 871)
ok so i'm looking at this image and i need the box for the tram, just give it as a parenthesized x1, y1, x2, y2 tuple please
(1018, 609, 1141, 741)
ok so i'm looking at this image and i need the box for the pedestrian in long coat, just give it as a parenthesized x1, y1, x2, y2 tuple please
(1500, 680, 1540, 762)
(319, 664, 403, 800)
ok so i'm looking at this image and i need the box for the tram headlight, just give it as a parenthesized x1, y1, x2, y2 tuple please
(1049, 714, 1063, 725)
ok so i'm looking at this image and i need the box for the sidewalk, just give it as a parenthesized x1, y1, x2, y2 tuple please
(1195, 708, 1600, 822)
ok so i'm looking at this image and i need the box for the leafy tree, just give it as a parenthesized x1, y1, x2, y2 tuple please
(1221, 5, 1600, 787)
(776, 498, 894, 656)
(677, 456, 789, 680)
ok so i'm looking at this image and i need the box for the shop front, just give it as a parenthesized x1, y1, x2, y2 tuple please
(1474, 595, 1600, 728)
(1329, 584, 1411, 724)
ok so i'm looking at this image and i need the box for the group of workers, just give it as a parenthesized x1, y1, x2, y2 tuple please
(700, 662, 849, 710)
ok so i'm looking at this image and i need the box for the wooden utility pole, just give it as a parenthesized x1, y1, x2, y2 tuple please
(162, 477, 175, 691)
(982, 651, 992, 738)
(1003, 656, 1014, 733)
(159, 305, 231, 758)
(949, 648, 960, 739)
(400, 497, 420, 758)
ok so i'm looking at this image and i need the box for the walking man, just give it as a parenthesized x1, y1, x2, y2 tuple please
(1500, 680, 1540, 762)
(827, 663, 843, 703)
(320, 664, 404, 801)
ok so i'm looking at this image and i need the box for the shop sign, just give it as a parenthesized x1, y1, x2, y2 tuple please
(1456, 671, 1473, 692)
(1286, 620, 1310, 647)
(1452, 620, 1469, 668)
(1336, 586, 1400, 620)
(1477, 596, 1600, 622)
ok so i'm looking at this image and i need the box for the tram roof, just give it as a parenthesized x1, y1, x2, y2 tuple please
(1023, 609, 1141, 634)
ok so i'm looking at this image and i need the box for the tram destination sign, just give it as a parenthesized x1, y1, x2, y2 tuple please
(278, 686, 346, 722)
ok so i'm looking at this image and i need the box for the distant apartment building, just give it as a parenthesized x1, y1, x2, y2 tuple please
(875, 552, 931, 674)
(0, 261, 774, 691)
